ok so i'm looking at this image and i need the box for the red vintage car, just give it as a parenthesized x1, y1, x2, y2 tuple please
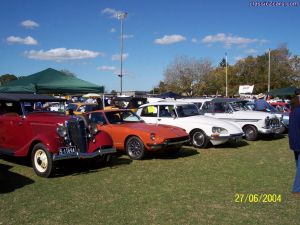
(0, 93, 116, 177)
(269, 101, 291, 113)
(83, 109, 190, 160)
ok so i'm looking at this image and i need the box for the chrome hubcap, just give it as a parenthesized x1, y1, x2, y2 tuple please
(128, 139, 142, 157)
(246, 129, 254, 138)
(193, 132, 205, 147)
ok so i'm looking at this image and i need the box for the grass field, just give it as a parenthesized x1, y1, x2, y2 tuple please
(0, 134, 299, 225)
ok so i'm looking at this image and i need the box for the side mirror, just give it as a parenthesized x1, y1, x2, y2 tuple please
(171, 110, 177, 119)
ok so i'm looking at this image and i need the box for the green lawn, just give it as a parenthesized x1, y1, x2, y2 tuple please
(0, 134, 299, 225)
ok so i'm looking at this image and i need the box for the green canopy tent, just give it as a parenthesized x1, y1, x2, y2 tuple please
(0, 68, 104, 94)
(267, 86, 297, 97)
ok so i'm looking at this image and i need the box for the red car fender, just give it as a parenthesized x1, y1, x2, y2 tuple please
(14, 133, 63, 157)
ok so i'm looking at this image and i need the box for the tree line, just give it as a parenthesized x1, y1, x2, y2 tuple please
(0, 69, 76, 86)
(153, 45, 300, 96)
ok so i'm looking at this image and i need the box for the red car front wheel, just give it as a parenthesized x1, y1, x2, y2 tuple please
(31, 143, 54, 177)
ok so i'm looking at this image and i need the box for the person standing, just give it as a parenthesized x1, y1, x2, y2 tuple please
(288, 89, 300, 194)
(291, 89, 300, 111)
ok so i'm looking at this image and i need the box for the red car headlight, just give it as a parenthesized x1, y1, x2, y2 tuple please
(57, 124, 67, 137)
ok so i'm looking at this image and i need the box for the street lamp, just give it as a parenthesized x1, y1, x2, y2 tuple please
(268, 48, 271, 92)
(117, 11, 127, 96)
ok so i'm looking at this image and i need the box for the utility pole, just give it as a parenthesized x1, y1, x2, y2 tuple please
(225, 52, 228, 97)
(117, 12, 127, 96)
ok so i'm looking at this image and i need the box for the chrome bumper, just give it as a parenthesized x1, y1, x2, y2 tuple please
(53, 147, 116, 161)
(210, 133, 244, 140)
(259, 126, 282, 134)
(147, 138, 190, 150)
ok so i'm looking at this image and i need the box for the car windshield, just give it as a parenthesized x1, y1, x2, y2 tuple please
(175, 104, 199, 117)
(229, 101, 249, 111)
(105, 111, 143, 124)
(233, 101, 279, 113)
(83, 104, 102, 112)
(67, 103, 78, 111)
(273, 104, 291, 113)
(23, 101, 65, 113)
(264, 104, 278, 113)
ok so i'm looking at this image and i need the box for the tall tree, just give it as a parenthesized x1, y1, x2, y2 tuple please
(219, 58, 227, 68)
(0, 74, 18, 85)
(163, 56, 213, 96)
(156, 46, 299, 97)
(150, 81, 167, 94)
(289, 55, 300, 87)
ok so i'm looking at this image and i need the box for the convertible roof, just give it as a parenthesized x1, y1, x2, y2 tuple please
(0, 93, 65, 102)
(211, 98, 242, 103)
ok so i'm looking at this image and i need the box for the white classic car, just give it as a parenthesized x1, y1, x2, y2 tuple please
(181, 98, 284, 141)
(136, 101, 244, 148)
(243, 100, 288, 130)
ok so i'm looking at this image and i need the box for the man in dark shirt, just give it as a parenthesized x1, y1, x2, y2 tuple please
(288, 89, 300, 194)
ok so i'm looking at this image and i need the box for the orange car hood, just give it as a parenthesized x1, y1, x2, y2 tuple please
(114, 122, 187, 138)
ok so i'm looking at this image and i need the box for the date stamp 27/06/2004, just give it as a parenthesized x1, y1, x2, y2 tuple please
(234, 194, 282, 203)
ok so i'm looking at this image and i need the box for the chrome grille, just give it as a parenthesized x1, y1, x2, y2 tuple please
(67, 118, 88, 153)
(267, 118, 280, 127)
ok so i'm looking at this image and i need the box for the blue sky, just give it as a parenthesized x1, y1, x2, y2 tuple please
(0, 0, 299, 92)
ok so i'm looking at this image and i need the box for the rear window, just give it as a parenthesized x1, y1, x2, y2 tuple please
(0, 101, 22, 115)
(176, 104, 199, 117)
(90, 112, 107, 124)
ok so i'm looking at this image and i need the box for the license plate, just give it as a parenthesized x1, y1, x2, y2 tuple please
(59, 146, 76, 155)
(235, 137, 242, 142)
(231, 136, 242, 142)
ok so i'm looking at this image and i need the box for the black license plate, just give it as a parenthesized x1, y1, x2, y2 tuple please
(59, 146, 76, 155)
(230, 136, 242, 142)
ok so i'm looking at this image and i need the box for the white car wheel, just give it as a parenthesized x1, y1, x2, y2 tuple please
(31, 143, 54, 177)
(34, 149, 48, 173)
(191, 129, 209, 148)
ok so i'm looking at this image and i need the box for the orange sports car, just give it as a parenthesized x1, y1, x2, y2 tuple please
(84, 109, 189, 160)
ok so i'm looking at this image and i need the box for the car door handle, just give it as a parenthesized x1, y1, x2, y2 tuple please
(157, 118, 161, 121)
